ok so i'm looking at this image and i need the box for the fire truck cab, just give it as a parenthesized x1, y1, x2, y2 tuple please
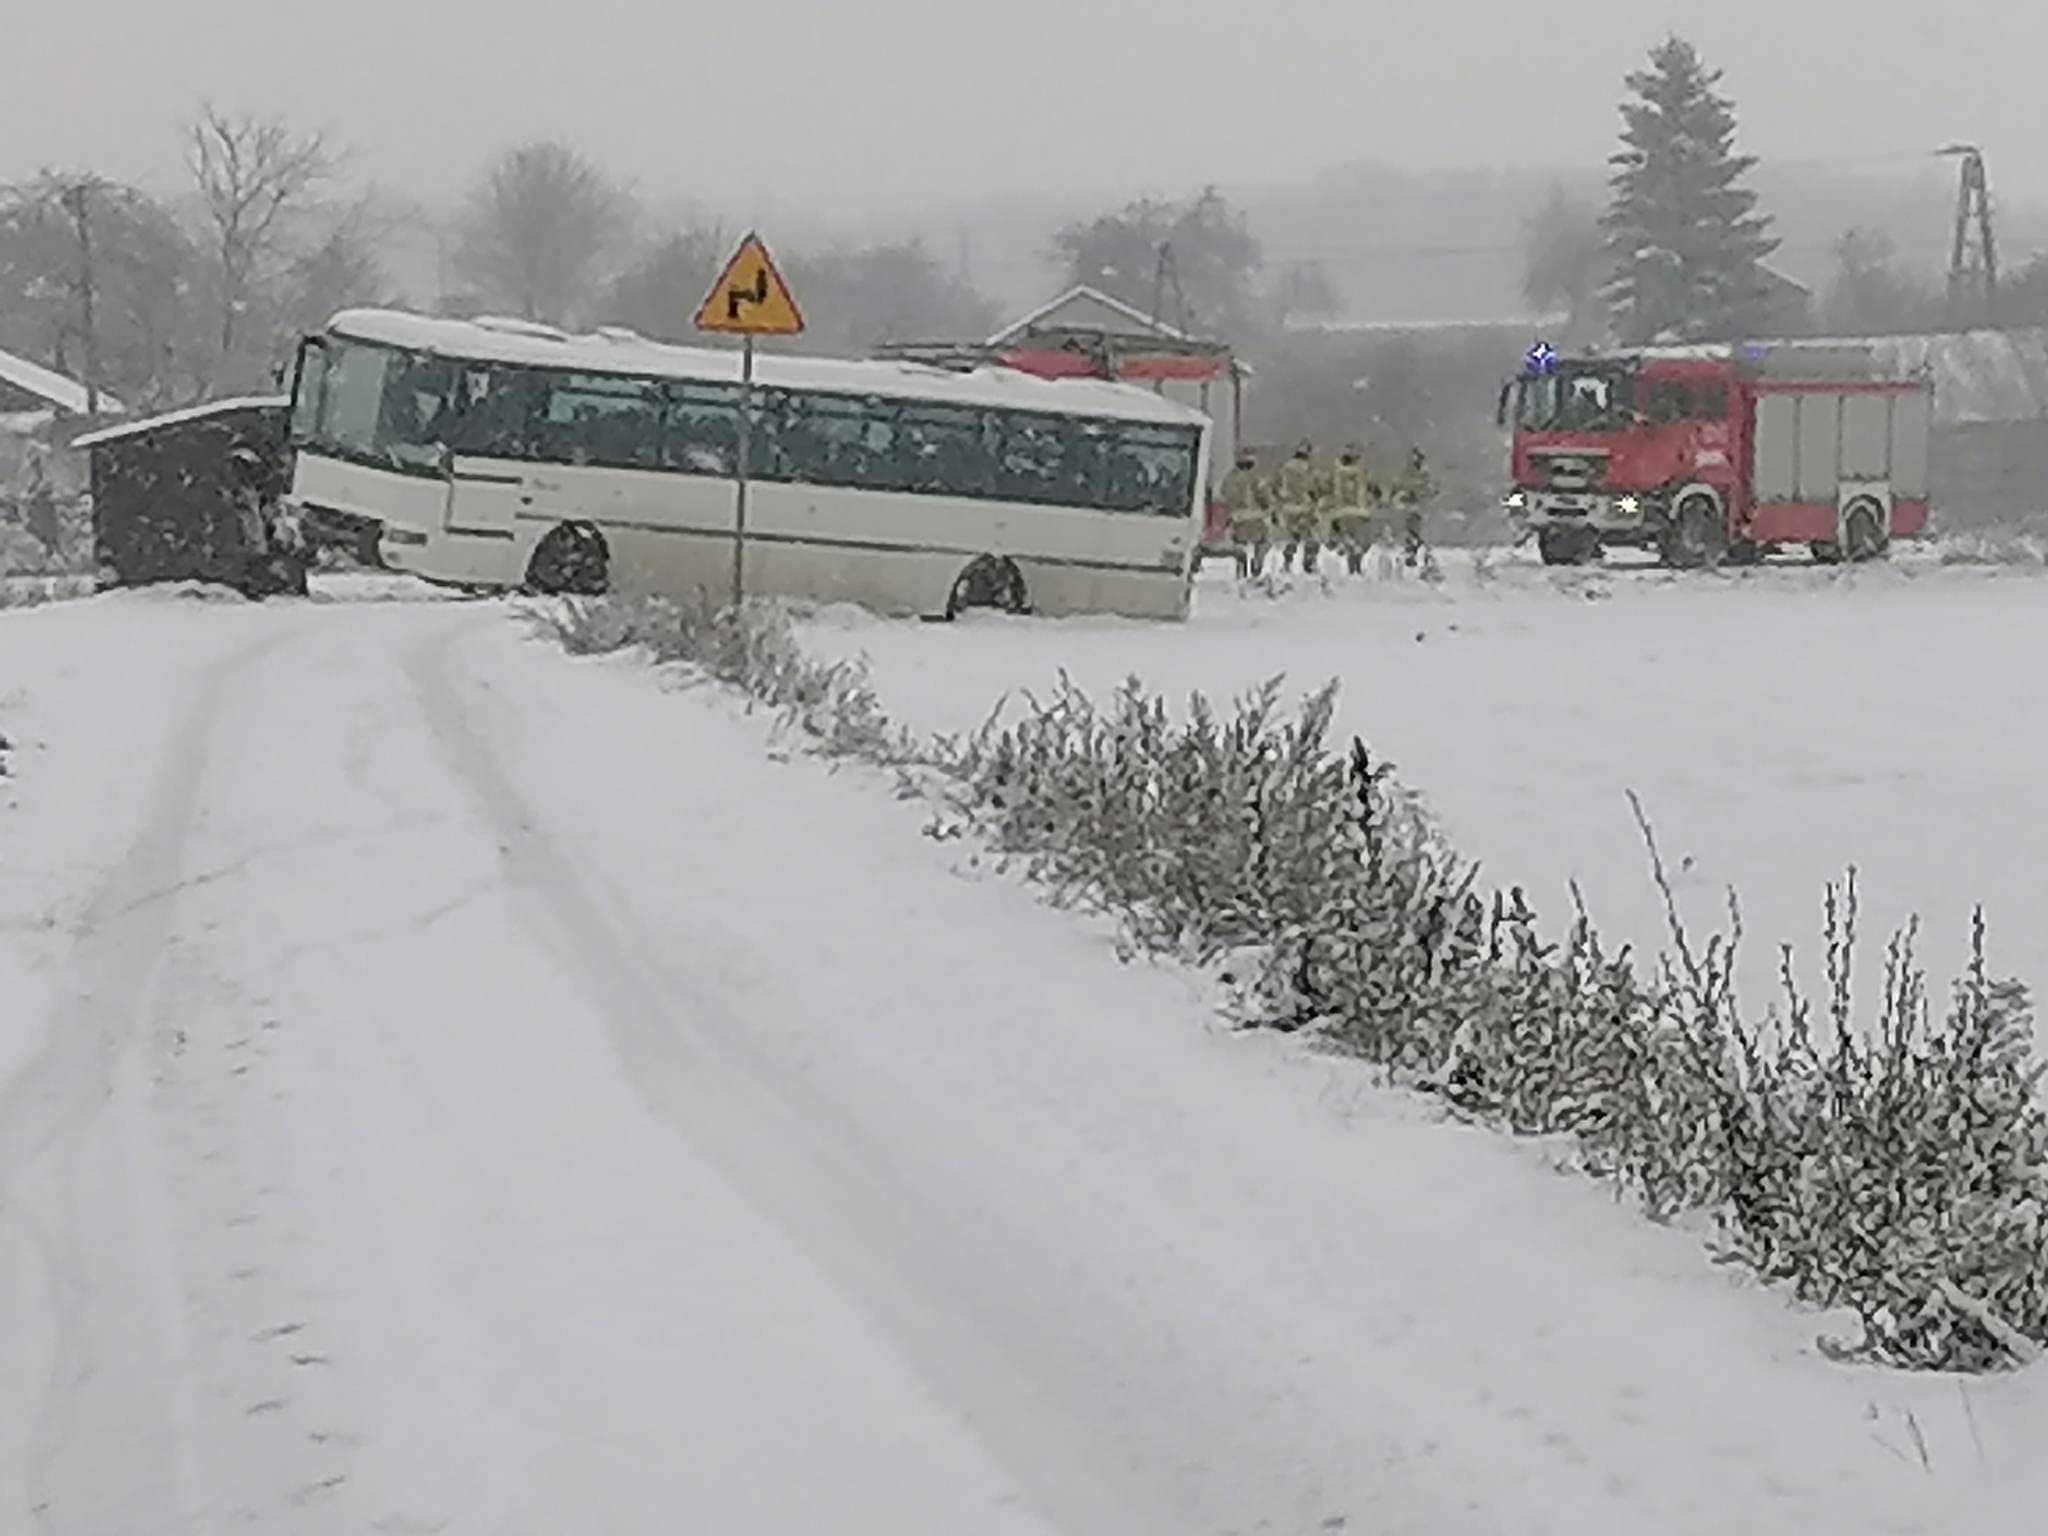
(1500, 341, 1933, 567)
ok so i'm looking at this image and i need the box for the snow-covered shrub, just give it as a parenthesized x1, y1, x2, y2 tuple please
(940, 669, 2046, 1370)
(1932, 527, 2048, 568)
(533, 595, 915, 766)
(0, 574, 93, 609)
(937, 676, 1361, 956)
(540, 595, 2047, 1371)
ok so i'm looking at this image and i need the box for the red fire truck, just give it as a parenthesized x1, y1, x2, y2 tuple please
(1499, 341, 1933, 567)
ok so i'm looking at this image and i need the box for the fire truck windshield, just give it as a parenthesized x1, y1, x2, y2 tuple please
(1516, 363, 1636, 432)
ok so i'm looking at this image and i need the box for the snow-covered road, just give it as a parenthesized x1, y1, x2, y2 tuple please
(2, 587, 2043, 1534)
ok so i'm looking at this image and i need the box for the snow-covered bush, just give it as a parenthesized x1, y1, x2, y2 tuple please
(534, 594, 915, 766)
(0, 574, 93, 609)
(955, 678, 2045, 1370)
(543, 595, 2046, 1371)
(1932, 527, 2048, 568)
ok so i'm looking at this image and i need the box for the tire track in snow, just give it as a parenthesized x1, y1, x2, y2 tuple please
(0, 624, 284, 1532)
(405, 616, 1168, 1536)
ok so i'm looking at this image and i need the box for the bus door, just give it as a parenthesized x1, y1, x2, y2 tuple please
(438, 361, 528, 582)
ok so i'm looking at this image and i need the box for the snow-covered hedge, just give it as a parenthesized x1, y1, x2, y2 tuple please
(544, 594, 914, 767)
(540, 595, 2047, 1372)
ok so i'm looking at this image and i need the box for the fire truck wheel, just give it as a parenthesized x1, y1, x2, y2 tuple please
(1537, 527, 1598, 566)
(1661, 494, 1727, 570)
(1810, 540, 1843, 565)
(1841, 499, 1890, 562)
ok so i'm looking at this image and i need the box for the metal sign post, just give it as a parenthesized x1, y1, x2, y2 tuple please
(693, 232, 805, 611)
(733, 334, 755, 608)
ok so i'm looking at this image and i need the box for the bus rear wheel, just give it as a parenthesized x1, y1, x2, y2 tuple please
(947, 556, 1028, 619)
(526, 522, 609, 596)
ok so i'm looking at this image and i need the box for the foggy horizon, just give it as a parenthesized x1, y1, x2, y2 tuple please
(6, 0, 2045, 227)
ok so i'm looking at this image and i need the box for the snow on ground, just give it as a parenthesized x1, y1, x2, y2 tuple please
(801, 551, 2048, 1020)
(0, 594, 1058, 1535)
(3, 580, 2046, 1533)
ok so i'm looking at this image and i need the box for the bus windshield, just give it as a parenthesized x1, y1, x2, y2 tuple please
(293, 337, 459, 474)
(1516, 362, 1637, 433)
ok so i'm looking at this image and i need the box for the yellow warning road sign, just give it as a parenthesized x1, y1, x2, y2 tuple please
(695, 232, 805, 337)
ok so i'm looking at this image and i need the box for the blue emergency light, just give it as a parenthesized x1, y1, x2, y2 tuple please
(1525, 341, 1559, 376)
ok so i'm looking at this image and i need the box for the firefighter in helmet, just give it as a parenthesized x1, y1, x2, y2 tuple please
(1276, 438, 1326, 574)
(1326, 442, 1374, 576)
(1219, 447, 1272, 578)
(1394, 445, 1436, 568)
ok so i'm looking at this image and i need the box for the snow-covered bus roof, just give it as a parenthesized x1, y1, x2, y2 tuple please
(325, 310, 1210, 429)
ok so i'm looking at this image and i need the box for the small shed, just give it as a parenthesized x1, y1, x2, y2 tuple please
(72, 396, 288, 587)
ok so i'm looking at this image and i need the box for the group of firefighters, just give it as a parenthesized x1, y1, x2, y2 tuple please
(1218, 440, 1435, 577)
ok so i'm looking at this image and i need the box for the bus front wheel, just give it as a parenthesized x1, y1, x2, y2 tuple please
(526, 522, 609, 596)
(946, 556, 1028, 619)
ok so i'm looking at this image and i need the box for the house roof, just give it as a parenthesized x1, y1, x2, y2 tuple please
(0, 346, 123, 417)
(1826, 329, 2048, 428)
(1285, 313, 1567, 337)
(987, 285, 1196, 347)
(1758, 264, 1814, 301)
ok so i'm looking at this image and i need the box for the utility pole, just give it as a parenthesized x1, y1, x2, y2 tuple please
(59, 177, 103, 416)
(1938, 144, 1998, 330)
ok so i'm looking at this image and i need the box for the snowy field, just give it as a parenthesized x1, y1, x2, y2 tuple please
(2, 570, 2047, 1532)
(802, 549, 2048, 1022)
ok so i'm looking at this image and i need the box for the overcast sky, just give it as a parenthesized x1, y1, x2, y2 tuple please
(5, 0, 2044, 219)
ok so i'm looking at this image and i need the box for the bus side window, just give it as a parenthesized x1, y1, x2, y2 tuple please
(1069, 423, 1111, 507)
(538, 374, 662, 468)
(1113, 425, 1199, 516)
(898, 404, 989, 498)
(780, 392, 870, 488)
(447, 365, 534, 459)
(856, 399, 904, 492)
(995, 413, 1067, 504)
(663, 384, 742, 476)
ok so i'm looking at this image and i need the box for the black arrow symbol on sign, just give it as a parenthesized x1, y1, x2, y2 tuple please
(727, 267, 769, 322)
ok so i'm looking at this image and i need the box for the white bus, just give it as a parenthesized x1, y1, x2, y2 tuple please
(285, 309, 1212, 620)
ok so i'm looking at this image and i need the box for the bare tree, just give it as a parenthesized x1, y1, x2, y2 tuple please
(1270, 260, 1342, 328)
(595, 225, 729, 342)
(0, 172, 204, 410)
(1051, 188, 1263, 340)
(1821, 227, 1941, 336)
(785, 240, 999, 358)
(276, 195, 390, 361)
(188, 104, 337, 380)
(453, 142, 633, 326)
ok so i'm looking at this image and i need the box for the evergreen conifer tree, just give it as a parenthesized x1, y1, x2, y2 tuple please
(1602, 37, 1779, 344)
